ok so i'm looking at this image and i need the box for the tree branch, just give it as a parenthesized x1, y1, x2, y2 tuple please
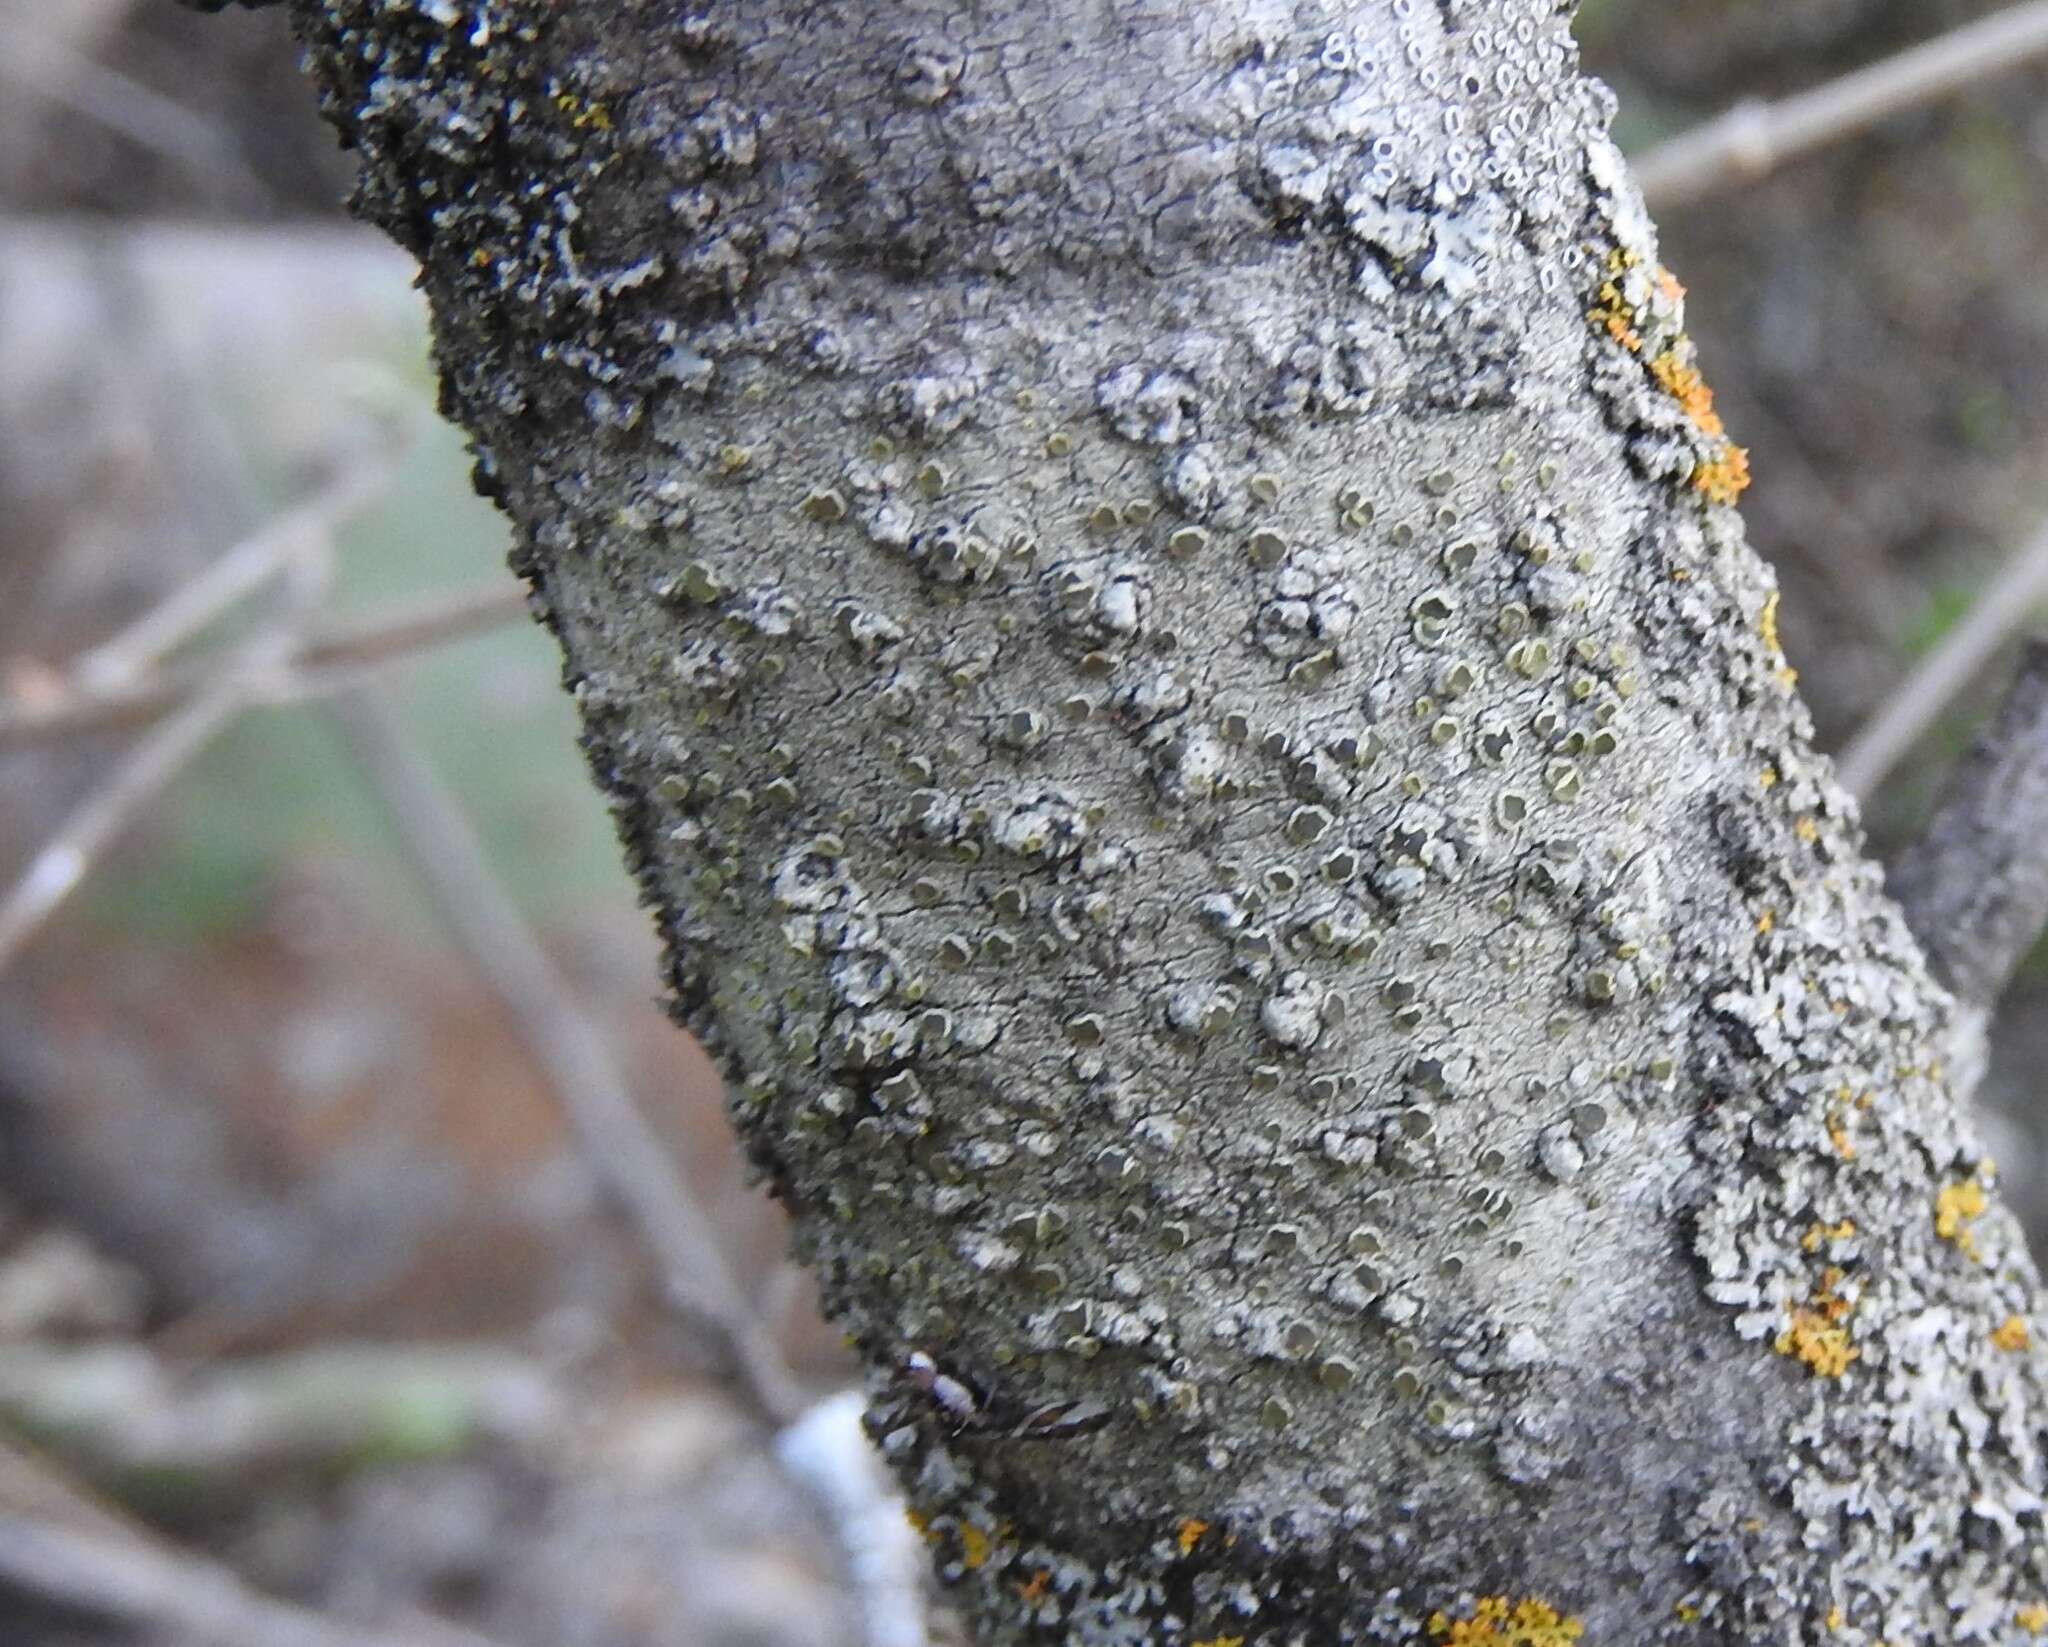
(0, 510, 338, 975)
(0, 1340, 561, 1478)
(258, 0, 2048, 1635)
(69, 459, 392, 694)
(0, 579, 530, 746)
(1635, 2, 2048, 208)
(0, 12, 278, 208)
(1887, 640, 2048, 1010)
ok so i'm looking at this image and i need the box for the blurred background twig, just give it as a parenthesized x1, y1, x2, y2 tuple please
(1635, 1, 2048, 204)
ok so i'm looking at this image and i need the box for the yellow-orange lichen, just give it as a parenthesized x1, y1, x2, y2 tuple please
(1755, 589, 1798, 685)
(1936, 1176, 1990, 1259)
(1650, 349, 1726, 438)
(1590, 281, 1643, 353)
(1776, 1267, 1859, 1378)
(1692, 444, 1752, 506)
(1801, 1219, 1856, 1253)
(550, 91, 613, 131)
(1994, 1315, 2031, 1352)
(1176, 1517, 1211, 1556)
(1428, 1596, 1585, 1646)
(1588, 252, 1749, 505)
(1588, 248, 1646, 353)
(2018, 1603, 2048, 1635)
(957, 1523, 992, 1570)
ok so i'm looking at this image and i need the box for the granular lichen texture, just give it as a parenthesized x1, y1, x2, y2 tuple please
(278, 0, 2048, 1640)
(1429, 1596, 1584, 1646)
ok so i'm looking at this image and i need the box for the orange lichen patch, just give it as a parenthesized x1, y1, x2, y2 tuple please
(2019, 1603, 2048, 1634)
(1191, 1637, 1245, 1647)
(1642, 342, 1752, 505)
(1674, 1600, 1701, 1623)
(1994, 1315, 2031, 1352)
(1801, 1219, 1856, 1253)
(1014, 1569, 1053, 1603)
(1756, 909, 1776, 935)
(1587, 251, 1747, 505)
(1601, 312, 1643, 351)
(1794, 815, 1820, 844)
(1758, 766, 1779, 789)
(1176, 1517, 1211, 1556)
(1650, 349, 1726, 437)
(1776, 1267, 1859, 1378)
(1936, 1175, 1990, 1259)
(958, 1523, 993, 1570)
(1778, 1310, 1857, 1377)
(1589, 248, 1646, 353)
(1590, 287, 1643, 352)
(1692, 443, 1752, 506)
(905, 1508, 931, 1537)
(1826, 1114, 1857, 1161)
(1428, 1596, 1585, 1646)
(1826, 1605, 1844, 1631)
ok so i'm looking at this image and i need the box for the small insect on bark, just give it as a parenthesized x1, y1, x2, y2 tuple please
(905, 1350, 984, 1427)
(902, 1351, 1112, 1441)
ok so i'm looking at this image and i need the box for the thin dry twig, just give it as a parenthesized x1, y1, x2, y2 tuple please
(1635, 2, 2048, 208)
(0, 654, 256, 974)
(1888, 642, 2048, 1012)
(326, 628, 919, 1645)
(70, 459, 397, 693)
(1836, 512, 2048, 798)
(0, 14, 276, 208)
(0, 519, 336, 977)
(328, 686, 809, 1426)
(0, 443, 417, 969)
(0, 1339, 561, 1479)
(0, 579, 530, 746)
(0, 1436, 511, 1647)
(297, 579, 531, 683)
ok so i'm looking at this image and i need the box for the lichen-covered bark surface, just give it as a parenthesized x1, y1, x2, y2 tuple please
(287, 1, 2048, 1640)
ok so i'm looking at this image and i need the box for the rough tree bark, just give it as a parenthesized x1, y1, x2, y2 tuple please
(223, 1, 2048, 1641)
